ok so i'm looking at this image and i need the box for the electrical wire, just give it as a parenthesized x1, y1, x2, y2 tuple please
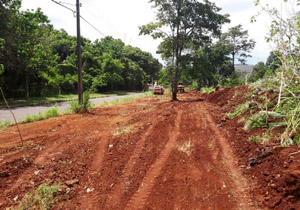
(58, 1, 75, 7)
(80, 0, 123, 39)
(51, 0, 75, 13)
(80, 15, 106, 37)
(50, 0, 106, 37)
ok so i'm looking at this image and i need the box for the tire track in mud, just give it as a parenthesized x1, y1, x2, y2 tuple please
(104, 117, 161, 209)
(1, 114, 113, 205)
(124, 110, 183, 210)
(5, 133, 86, 196)
(201, 103, 257, 210)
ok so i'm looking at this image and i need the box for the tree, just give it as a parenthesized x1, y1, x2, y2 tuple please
(222, 24, 255, 66)
(249, 61, 267, 82)
(140, 0, 229, 100)
(266, 51, 281, 73)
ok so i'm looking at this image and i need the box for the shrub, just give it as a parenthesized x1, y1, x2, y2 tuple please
(69, 92, 92, 113)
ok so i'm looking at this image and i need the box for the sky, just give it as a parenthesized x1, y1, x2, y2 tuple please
(20, 0, 299, 65)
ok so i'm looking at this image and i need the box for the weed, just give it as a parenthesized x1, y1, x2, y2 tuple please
(100, 92, 151, 107)
(33, 112, 44, 121)
(24, 115, 33, 123)
(21, 107, 59, 124)
(280, 101, 300, 146)
(201, 87, 215, 94)
(69, 92, 92, 113)
(0, 120, 11, 129)
(248, 135, 260, 142)
(16, 183, 64, 210)
(226, 101, 250, 119)
(44, 106, 59, 118)
(177, 139, 193, 156)
(244, 111, 285, 131)
(112, 126, 131, 136)
(138, 91, 152, 98)
(232, 91, 241, 99)
(258, 95, 266, 101)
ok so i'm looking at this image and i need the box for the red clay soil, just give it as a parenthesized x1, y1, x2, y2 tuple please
(0, 89, 298, 210)
(207, 86, 300, 210)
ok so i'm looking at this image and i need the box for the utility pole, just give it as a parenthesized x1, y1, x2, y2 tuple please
(76, 0, 83, 104)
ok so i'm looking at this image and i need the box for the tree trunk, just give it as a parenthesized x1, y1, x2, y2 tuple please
(172, 80, 177, 101)
(25, 75, 30, 98)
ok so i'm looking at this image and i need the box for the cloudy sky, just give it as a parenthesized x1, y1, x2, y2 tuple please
(21, 0, 298, 65)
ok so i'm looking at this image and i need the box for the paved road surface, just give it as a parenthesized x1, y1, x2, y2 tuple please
(0, 93, 142, 122)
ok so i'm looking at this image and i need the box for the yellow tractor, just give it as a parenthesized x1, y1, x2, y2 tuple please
(177, 82, 184, 92)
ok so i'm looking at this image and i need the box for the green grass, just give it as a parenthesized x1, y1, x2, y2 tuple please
(201, 87, 215, 94)
(244, 111, 285, 131)
(0, 92, 152, 129)
(0, 120, 11, 129)
(69, 92, 93, 113)
(21, 107, 60, 123)
(16, 183, 64, 210)
(0, 91, 137, 109)
(101, 91, 152, 107)
(226, 101, 250, 119)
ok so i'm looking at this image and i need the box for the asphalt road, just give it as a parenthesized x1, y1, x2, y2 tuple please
(0, 93, 142, 122)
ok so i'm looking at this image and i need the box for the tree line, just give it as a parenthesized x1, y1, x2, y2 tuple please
(0, 0, 162, 98)
(1, 0, 259, 100)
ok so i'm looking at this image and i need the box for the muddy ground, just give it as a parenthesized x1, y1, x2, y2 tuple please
(0, 88, 299, 210)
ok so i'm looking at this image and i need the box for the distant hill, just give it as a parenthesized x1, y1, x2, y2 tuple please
(235, 65, 254, 75)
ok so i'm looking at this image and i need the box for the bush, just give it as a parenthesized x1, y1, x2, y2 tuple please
(69, 92, 92, 113)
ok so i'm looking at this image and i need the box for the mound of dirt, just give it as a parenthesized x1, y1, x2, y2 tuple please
(206, 86, 300, 210)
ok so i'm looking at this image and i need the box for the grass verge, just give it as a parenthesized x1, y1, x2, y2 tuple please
(0, 91, 136, 109)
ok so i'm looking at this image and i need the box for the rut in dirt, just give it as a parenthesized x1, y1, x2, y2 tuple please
(0, 93, 259, 210)
(78, 95, 258, 210)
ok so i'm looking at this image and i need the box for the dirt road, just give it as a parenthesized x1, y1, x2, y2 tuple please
(0, 93, 142, 122)
(0, 91, 260, 209)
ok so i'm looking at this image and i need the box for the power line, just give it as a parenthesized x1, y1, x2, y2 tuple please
(51, 0, 75, 14)
(59, 1, 76, 7)
(50, 0, 105, 37)
(80, 15, 105, 37)
(80, 0, 122, 38)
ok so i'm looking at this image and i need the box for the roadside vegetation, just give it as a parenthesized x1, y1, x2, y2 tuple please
(16, 183, 65, 210)
(222, 0, 300, 146)
(0, 1, 161, 100)
(0, 91, 137, 109)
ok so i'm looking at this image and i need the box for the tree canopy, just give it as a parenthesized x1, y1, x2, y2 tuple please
(140, 0, 230, 100)
(0, 0, 162, 97)
(221, 24, 255, 66)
